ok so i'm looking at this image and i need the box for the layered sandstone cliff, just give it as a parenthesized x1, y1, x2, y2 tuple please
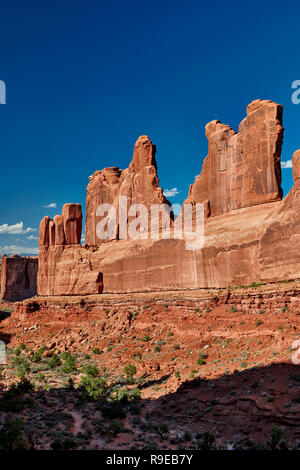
(0, 255, 38, 301)
(37, 99, 300, 295)
(184, 99, 283, 216)
(85, 135, 172, 245)
(38, 204, 103, 296)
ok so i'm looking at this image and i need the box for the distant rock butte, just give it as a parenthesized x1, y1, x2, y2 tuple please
(36, 100, 300, 295)
(0, 255, 38, 301)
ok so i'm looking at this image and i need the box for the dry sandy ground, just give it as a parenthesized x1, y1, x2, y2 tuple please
(0, 282, 299, 450)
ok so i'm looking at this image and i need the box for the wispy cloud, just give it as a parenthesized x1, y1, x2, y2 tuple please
(163, 187, 179, 198)
(0, 245, 39, 255)
(27, 235, 38, 240)
(281, 160, 293, 169)
(0, 222, 37, 235)
(43, 203, 57, 208)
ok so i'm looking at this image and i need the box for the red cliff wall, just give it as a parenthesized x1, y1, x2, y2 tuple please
(37, 99, 300, 295)
(38, 203, 103, 295)
(0, 255, 38, 301)
(184, 99, 283, 216)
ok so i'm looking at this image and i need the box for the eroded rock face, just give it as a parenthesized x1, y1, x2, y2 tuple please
(37, 204, 103, 296)
(37, 100, 300, 295)
(0, 255, 38, 301)
(85, 135, 171, 246)
(185, 99, 283, 216)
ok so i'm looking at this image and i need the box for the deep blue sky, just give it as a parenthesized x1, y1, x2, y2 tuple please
(0, 0, 300, 254)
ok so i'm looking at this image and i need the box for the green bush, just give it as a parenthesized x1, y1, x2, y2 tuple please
(31, 347, 46, 363)
(12, 356, 30, 377)
(46, 353, 61, 369)
(81, 364, 99, 377)
(15, 343, 26, 357)
(99, 401, 126, 419)
(123, 364, 137, 384)
(197, 431, 216, 450)
(117, 387, 141, 403)
(0, 379, 33, 412)
(60, 352, 77, 374)
(79, 375, 108, 401)
(153, 423, 168, 438)
(267, 425, 287, 450)
(0, 419, 29, 450)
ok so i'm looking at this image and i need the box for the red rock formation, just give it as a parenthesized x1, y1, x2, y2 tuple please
(185, 99, 283, 216)
(85, 135, 171, 245)
(36, 100, 300, 296)
(37, 204, 103, 296)
(0, 255, 38, 301)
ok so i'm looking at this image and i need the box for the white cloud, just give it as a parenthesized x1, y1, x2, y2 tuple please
(43, 203, 57, 208)
(163, 187, 179, 198)
(194, 174, 200, 179)
(281, 160, 293, 169)
(27, 235, 38, 240)
(0, 222, 37, 235)
(0, 245, 39, 255)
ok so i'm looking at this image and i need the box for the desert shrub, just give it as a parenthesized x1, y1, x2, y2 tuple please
(0, 378, 33, 412)
(60, 352, 77, 374)
(107, 421, 126, 437)
(31, 347, 46, 363)
(79, 375, 108, 401)
(51, 434, 78, 450)
(92, 348, 101, 355)
(0, 419, 30, 450)
(46, 353, 61, 369)
(117, 387, 141, 403)
(197, 358, 206, 365)
(183, 431, 192, 441)
(267, 425, 287, 450)
(12, 355, 30, 377)
(197, 431, 216, 450)
(249, 282, 262, 288)
(99, 401, 126, 419)
(15, 343, 26, 357)
(81, 364, 99, 377)
(123, 364, 136, 384)
(153, 423, 168, 438)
